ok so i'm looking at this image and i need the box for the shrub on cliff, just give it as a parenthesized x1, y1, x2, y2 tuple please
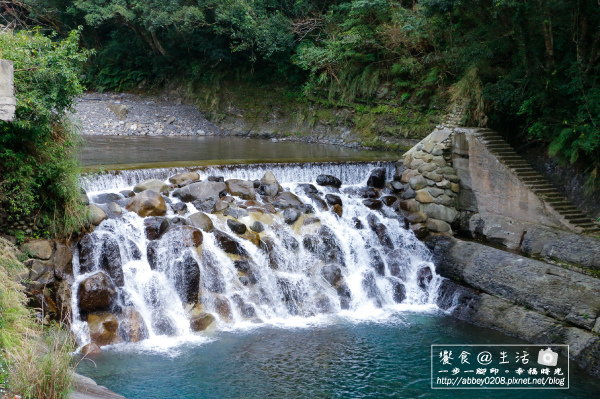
(0, 237, 75, 398)
(0, 28, 91, 238)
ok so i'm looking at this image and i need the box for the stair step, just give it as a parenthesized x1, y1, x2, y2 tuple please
(564, 214, 587, 220)
(570, 218, 595, 224)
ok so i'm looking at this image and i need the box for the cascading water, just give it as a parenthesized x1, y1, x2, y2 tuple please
(72, 162, 442, 350)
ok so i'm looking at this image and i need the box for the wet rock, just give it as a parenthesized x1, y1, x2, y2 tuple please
(381, 196, 398, 207)
(283, 208, 300, 224)
(386, 277, 406, 303)
(126, 190, 167, 217)
(363, 199, 383, 210)
(250, 221, 264, 233)
(190, 312, 215, 331)
(366, 168, 386, 189)
(177, 181, 227, 202)
(417, 266, 433, 290)
(120, 190, 135, 198)
(223, 207, 249, 219)
(226, 179, 256, 200)
(152, 314, 177, 336)
(316, 174, 342, 188)
(175, 225, 203, 248)
(276, 192, 303, 207)
(258, 183, 279, 197)
(321, 264, 342, 286)
(213, 230, 249, 256)
(227, 219, 247, 235)
(192, 197, 217, 213)
(89, 204, 107, 226)
(351, 217, 364, 229)
(386, 249, 408, 279)
(100, 236, 124, 286)
(374, 224, 394, 250)
(78, 234, 94, 274)
(410, 223, 429, 239)
(390, 181, 404, 192)
(325, 194, 342, 206)
(169, 172, 200, 185)
(133, 179, 168, 194)
(368, 248, 385, 276)
(306, 193, 328, 211)
(302, 235, 319, 253)
(81, 342, 102, 356)
(214, 296, 233, 321)
(261, 171, 279, 185)
(361, 271, 383, 307)
(119, 307, 149, 342)
(207, 176, 224, 182)
(92, 192, 122, 204)
(88, 313, 122, 346)
(332, 204, 343, 217)
(106, 202, 122, 215)
(336, 282, 352, 309)
(173, 251, 201, 303)
(171, 202, 188, 215)
(316, 226, 345, 265)
(21, 239, 53, 260)
(400, 200, 419, 213)
(144, 217, 169, 239)
(78, 271, 117, 312)
(356, 187, 379, 199)
(296, 183, 319, 195)
(146, 240, 159, 270)
(187, 212, 214, 232)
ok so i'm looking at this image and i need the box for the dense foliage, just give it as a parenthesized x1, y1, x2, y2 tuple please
(5, 0, 600, 179)
(0, 28, 91, 237)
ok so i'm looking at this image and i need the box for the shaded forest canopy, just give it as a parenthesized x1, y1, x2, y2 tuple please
(3, 0, 600, 183)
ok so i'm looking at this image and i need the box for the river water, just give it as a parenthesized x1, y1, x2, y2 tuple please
(75, 138, 599, 398)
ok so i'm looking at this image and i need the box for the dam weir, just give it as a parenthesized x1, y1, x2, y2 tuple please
(72, 161, 442, 348)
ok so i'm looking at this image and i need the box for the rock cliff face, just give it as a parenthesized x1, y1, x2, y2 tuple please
(428, 236, 600, 377)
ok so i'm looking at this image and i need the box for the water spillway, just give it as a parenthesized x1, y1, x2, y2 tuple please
(72, 162, 442, 349)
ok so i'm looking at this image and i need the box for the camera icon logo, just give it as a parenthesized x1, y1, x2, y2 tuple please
(537, 348, 558, 367)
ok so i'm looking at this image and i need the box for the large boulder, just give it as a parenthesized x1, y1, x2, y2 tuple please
(190, 312, 215, 332)
(187, 212, 214, 232)
(144, 217, 169, 239)
(133, 179, 168, 193)
(21, 239, 53, 260)
(78, 271, 117, 312)
(169, 172, 200, 185)
(227, 219, 247, 235)
(213, 230, 249, 257)
(275, 192, 303, 207)
(226, 179, 256, 200)
(316, 175, 342, 188)
(100, 236, 124, 286)
(261, 171, 279, 185)
(283, 208, 300, 224)
(173, 251, 201, 303)
(119, 307, 149, 342)
(88, 204, 107, 226)
(177, 181, 227, 202)
(88, 313, 122, 346)
(53, 242, 73, 281)
(126, 190, 167, 217)
(321, 264, 342, 287)
(366, 168, 386, 189)
(78, 234, 95, 274)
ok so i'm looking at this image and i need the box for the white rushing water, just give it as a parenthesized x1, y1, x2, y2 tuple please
(72, 162, 442, 351)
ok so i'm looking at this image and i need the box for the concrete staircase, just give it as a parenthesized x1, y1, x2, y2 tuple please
(475, 129, 600, 234)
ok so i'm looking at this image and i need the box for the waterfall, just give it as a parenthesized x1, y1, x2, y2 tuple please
(72, 162, 442, 350)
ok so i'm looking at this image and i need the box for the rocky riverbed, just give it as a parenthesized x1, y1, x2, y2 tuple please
(71, 92, 392, 150)
(73, 92, 222, 137)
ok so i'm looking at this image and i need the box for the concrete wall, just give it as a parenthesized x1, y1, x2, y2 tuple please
(0, 59, 16, 122)
(448, 128, 584, 249)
